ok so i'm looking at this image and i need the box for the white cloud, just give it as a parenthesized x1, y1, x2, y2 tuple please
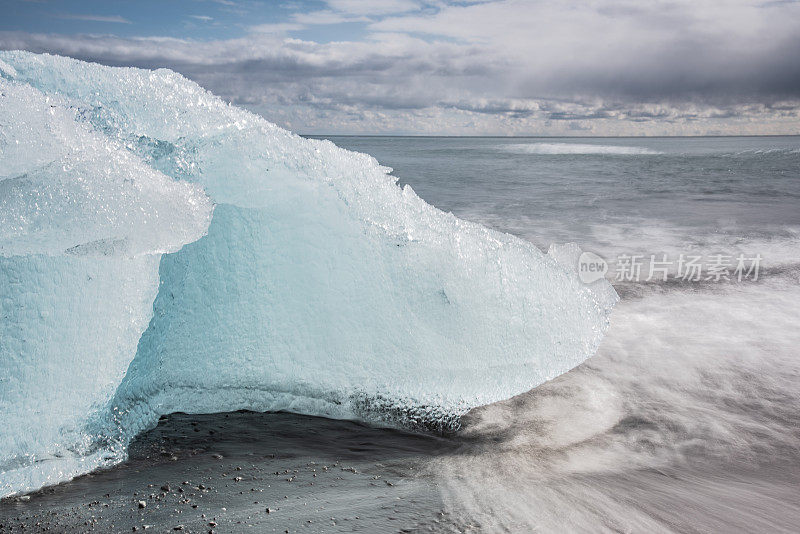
(53, 13, 132, 24)
(325, 0, 421, 16)
(248, 23, 307, 34)
(291, 0, 421, 26)
(6, 0, 800, 134)
(292, 10, 367, 25)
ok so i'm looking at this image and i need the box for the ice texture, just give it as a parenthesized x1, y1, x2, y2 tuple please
(0, 51, 617, 496)
(0, 56, 213, 496)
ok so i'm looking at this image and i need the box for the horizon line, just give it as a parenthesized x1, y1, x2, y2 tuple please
(301, 133, 800, 139)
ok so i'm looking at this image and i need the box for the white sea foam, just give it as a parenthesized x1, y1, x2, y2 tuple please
(437, 275, 800, 531)
(500, 142, 662, 155)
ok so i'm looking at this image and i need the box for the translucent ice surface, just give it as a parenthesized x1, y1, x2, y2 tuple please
(0, 52, 617, 496)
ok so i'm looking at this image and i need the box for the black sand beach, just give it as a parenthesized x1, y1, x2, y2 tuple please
(5, 379, 800, 533)
(0, 412, 454, 533)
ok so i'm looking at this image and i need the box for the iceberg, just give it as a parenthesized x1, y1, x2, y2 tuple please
(0, 51, 617, 497)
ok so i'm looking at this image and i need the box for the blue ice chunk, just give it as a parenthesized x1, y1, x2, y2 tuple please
(0, 51, 617, 496)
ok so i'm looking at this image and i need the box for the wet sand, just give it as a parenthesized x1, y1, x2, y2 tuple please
(4, 399, 800, 533)
(0, 411, 455, 533)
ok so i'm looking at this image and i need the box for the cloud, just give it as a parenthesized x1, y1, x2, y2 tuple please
(248, 23, 306, 34)
(4, 0, 800, 134)
(53, 14, 132, 24)
(325, 0, 421, 16)
(291, 0, 421, 26)
(369, 0, 800, 101)
(292, 10, 367, 25)
(189, 15, 214, 22)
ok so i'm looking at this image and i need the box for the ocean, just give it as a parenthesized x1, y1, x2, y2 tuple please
(306, 135, 800, 531)
(313, 136, 800, 265)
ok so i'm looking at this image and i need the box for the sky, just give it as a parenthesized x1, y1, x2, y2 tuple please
(1, 0, 799, 135)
